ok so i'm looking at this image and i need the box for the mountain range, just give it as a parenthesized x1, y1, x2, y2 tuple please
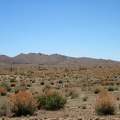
(0, 53, 120, 66)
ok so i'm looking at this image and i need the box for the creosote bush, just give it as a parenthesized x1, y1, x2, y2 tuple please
(94, 91, 116, 115)
(9, 92, 38, 116)
(37, 92, 67, 110)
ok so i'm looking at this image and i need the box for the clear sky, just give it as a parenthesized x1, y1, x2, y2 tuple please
(0, 0, 120, 61)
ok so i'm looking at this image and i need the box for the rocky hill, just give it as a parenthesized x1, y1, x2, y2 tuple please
(0, 53, 120, 66)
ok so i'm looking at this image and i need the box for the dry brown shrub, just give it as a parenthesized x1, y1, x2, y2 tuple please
(0, 87, 7, 96)
(94, 91, 116, 115)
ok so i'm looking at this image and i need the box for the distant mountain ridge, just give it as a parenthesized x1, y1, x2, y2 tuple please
(0, 53, 120, 66)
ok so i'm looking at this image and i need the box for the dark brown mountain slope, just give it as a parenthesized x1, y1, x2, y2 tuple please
(0, 55, 13, 64)
(0, 53, 120, 66)
(13, 53, 73, 65)
(61, 57, 120, 66)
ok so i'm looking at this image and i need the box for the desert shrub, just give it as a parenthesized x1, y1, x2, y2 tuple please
(10, 78, 16, 82)
(26, 83, 32, 87)
(65, 87, 75, 97)
(42, 87, 52, 94)
(82, 104, 87, 109)
(14, 87, 20, 94)
(109, 82, 114, 86)
(40, 81, 45, 85)
(10, 83, 16, 87)
(116, 81, 120, 85)
(65, 84, 69, 88)
(50, 82, 54, 85)
(94, 92, 116, 115)
(82, 95, 88, 101)
(32, 80, 35, 83)
(70, 92, 79, 99)
(9, 92, 38, 116)
(119, 104, 120, 109)
(20, 82, 26, 87)
(45, 84, 51, 89)
(0, 82, 11, 92)
(107, 86, 114, 91)
(117, 97, 120, 101)
(67, 80, 69, 83)
(37, 92, 67, 110)
(94, 85, 102, 94)
(81, 82, 87, 91)
(58, 80, 63, 84)
(103, 81, 111, 85)
(0, 101, 8, 116)
(0, 87, 7, 96)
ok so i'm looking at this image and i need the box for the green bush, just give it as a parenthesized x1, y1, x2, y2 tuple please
(37, 92, 67, 110)
(10, 78, 16, 82)
(107, 86, 114, 91)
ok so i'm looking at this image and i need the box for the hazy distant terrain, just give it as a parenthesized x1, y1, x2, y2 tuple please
(0, 53, 120, 66)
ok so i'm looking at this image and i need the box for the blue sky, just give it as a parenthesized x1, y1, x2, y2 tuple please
(0, 0, 120, 61)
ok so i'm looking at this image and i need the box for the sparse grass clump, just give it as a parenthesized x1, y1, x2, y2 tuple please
(94, 91, 116, 115)
(70, 92, 79, 99)
(9, 92, 38, 116)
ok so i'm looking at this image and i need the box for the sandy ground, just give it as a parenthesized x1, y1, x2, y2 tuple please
(0, 108, 120, 120)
